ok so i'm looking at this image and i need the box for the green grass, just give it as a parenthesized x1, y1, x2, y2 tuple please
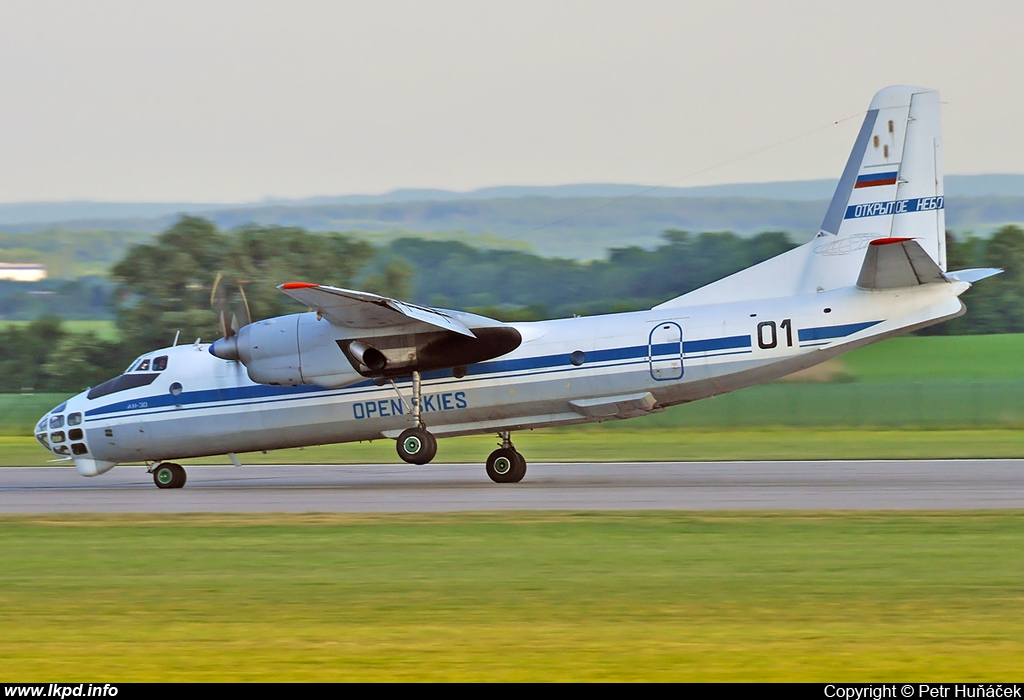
(5, 428, 1024, 467)
(0, 512, 1022, 681)
(0, 319, 119, 341)
(841, 334, 1024, 382)
(0, 394, 70, 436)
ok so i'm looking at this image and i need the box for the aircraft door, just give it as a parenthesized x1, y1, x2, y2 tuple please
(649, 322, 683, 380)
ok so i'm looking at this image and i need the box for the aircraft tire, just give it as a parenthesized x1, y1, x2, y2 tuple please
(153, 462, 186, 489)
(397, 428, 437, 465)
(486, 448, 525, 483)
(509, 451, 527, 483)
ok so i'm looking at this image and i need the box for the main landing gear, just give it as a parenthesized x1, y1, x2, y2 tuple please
(395, 371, 439, 465)
(486, 432, 526, 484)
(392, 372, 526, 483)
(396, 426, 438, 465)
(152, 462, 187, 489)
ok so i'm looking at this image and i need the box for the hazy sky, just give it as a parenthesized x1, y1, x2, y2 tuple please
(1, 0, 1022, 202)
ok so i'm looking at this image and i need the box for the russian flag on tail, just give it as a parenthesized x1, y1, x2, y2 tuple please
(855, 171, 898, 188)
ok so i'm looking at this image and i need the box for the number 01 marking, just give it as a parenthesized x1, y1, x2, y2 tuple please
(757, 319, 793, 349)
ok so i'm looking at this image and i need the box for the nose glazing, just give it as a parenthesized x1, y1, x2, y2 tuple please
(35, 401, 70, 456)
(34, 412, 51, 451)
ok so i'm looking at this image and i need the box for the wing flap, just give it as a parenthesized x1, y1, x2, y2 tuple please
(279, 283, 476, 337)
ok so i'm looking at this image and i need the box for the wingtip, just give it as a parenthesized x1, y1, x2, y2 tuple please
(280, 282, 320, 290)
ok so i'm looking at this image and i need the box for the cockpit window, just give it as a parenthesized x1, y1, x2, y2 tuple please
(87, 372, 160, 400)
(136, 359, 151, 372)
(153, 355, 168, 372)
(67, 413, 82, 426)
(53, 402, 67, 413)
(51, 431, 66, 444)
(49, 415, 64, 430)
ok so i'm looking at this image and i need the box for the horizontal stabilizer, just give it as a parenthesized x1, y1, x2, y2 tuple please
(945, 268, 1003, 284)
(857, 237, 946, 290)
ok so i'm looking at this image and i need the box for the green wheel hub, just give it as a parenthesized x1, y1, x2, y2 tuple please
(156, 467, 174, 485)
(493, 456, 512, 475)
(403, 436, 422, 454)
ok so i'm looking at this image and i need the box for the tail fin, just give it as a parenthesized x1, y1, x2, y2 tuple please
(805, 86, 945, 290)
(657, 86, 945, 309)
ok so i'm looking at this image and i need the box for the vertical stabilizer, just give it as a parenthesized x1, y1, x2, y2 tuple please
(805, 86, 945, 291)
(656, 86, 946, 310)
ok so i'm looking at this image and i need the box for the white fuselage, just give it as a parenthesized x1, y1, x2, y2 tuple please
(36, 279, 967, 477)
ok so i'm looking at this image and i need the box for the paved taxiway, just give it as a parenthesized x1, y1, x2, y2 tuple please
(1, 460, 1024, 512)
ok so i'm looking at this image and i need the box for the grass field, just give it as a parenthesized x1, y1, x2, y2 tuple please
(1, 512, 1021, 681)
(4, 334, 1024, 462)
(839, 333, 1024, 382)
(6, 428, 1024, 467)
(2, 337, 1022, 681)
(0, 319, 118, 341)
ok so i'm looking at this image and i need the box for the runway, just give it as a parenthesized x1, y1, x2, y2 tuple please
(2, 460, 1024, 512)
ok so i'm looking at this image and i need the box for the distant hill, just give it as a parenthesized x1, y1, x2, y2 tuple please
(3, 175, 1024, 260)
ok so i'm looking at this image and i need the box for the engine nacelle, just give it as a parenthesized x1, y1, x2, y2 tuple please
(209, 308, 522, 387)
(211, 313, 363, 388)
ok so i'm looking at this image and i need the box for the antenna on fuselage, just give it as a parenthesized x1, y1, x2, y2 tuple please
(173, 330, 180, 347)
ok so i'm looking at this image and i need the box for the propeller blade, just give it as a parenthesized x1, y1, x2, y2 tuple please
(210, 272, 224, 307)
(238, 284, 252, 327)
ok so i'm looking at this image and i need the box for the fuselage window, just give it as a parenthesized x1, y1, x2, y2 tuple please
(49, 415, 64, 430)
(136, 359, 151, 372)
(67, 413, 82, 426)
(153, 356, 168, 372)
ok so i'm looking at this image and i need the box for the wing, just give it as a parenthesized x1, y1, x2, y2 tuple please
(276, 282, 522, 378)
(279, 282, 476, 337)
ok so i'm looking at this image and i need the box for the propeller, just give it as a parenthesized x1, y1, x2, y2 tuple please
(210, 272, 252, 340)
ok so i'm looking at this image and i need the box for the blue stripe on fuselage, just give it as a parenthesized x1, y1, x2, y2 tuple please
(798, 320, 882, 342)
(84, 334, 754, 419)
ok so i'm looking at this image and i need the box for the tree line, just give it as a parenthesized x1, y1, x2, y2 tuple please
(2, 216, 1022, 393)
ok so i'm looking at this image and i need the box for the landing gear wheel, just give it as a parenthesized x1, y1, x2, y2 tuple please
(153, 462, 186, 489)
(486, 448, 527, 483)
(396, 427, 438, 465)
(511, 451, 527, 483)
